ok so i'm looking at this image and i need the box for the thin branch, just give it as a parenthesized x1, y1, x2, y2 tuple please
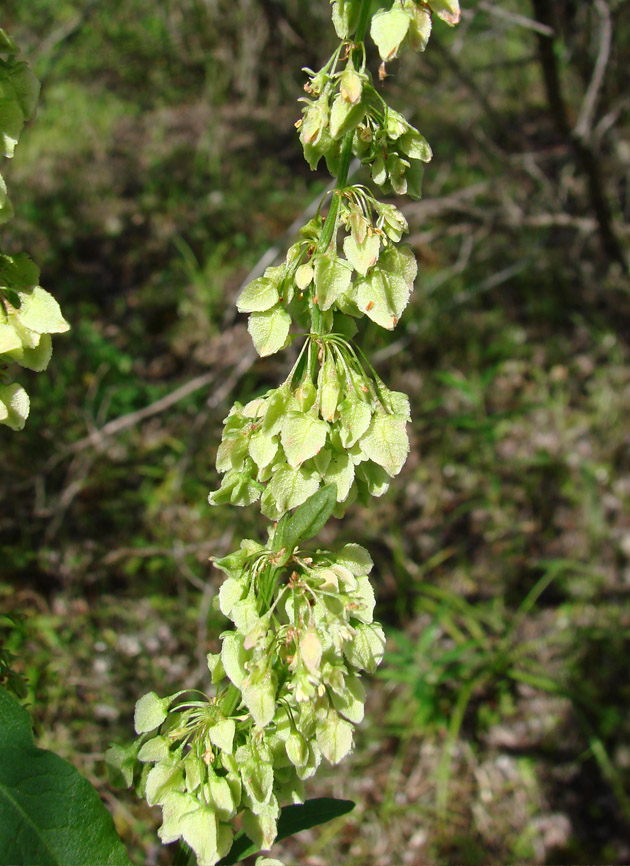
(67, 370, 218, 454)
(574, 0, 613, 144)
(18, 348, 257, 490)
(530, 0, 627, 270)
(477, 1, 554, 37)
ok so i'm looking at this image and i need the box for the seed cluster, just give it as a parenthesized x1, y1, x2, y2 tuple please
(119, 1, 461, 863)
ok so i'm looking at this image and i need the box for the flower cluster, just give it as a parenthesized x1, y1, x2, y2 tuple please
(237, 187, 417, 362)
(111, 541, 383, 866)
(119, 1, 461, 862)
(298, 0, 460, 196)
(0, 30, 69, 430)
(208, 336, 410, 519)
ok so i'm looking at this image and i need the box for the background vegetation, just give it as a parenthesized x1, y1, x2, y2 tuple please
(2, 0, 630, 863)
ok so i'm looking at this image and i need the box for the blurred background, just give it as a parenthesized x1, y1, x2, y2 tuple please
(2, 1, 630, 863)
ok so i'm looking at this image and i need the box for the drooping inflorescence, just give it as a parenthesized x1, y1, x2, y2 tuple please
(113, 3, 461, 864)
(0, 29, 69, 430)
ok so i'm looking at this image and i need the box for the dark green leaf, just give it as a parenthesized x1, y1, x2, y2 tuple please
(219, 797, 355, 864)
(272, 484, 337, 563)
(0, 687, 132, 866)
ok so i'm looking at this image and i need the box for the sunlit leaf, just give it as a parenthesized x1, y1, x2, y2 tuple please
(248, 306, 291, 357)
(370, 7, 411, 61)
(359, 413, 409, 477)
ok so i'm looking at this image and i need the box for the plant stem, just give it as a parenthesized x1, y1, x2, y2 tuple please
(220, 683, 241, 717)
(173, 841, 197, 866)
(311, 0, 372, 333)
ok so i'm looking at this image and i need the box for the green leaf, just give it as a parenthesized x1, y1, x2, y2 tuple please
(262, 385, 293, 436)
(280, 411, 329, 468)
(0, 382, 29, 431)
(242, 667, 276, 719)
(0, 96, 24, 158)
(221, 631, 249, 689)
(209, 719, 236, 755)
(105, 741, 141, 789)
(285, 730, 309, 768)
(272, 484, 337, 562)
(324, 452, 355, 502)
(231, 594, 260, 632)
(357, 462, 391, 498)
(134, 691, 169, 734)
(0, 171, 13, 224)
(0, 252, 39, 291)
(289, 381, 312, 415)
(137, 736, 170, 764)
(355, 268, 409, 330)
(17, 286, 70, 334)
(295, 263, 314, 290)
(248, 306, 291, 357)
(218, 797, 355, 865)
(319, 353, 340, 422)
(383, 244, 418, 288)
(179, 804, 222, 866)
(146, 762, 184, 807)
(427, 0, 461, 26)
(329, 93, 365, 140)
(370, 6, 411, 61)
(313, 254, 352, 311)
(219, 577, 246, 619)
(10, 332, 52, 371)
(336, 543, 373, 576)
(241, 803, 278, 851)
(331, 0, 362, 38)
(7, 62, 40, 120)
(338, 396, 372, 448)
(339, 65, 363, 104)
(407, 3, 432, 51)
(0, 322, 21, 353)
(360, 413, 409, 476)
(300, 96, 329, 147)
(343, 232, 380, 276)
(263, 466, 320, 518)
(404, 157, 425, 200)
(375, 202, 408, 243)
(237, 277, 280, 313)
(399, 129, 432, 162)
(352, 575, 376, 624)
(316, 712, 354, 764)
(343, 623, 386, 673)
(330, 676, 365, 724)
(300, 628, 323, 674)
(208, 774, 237, 821)
(355, 245, 417, 329)
(0, 686, 132, 866)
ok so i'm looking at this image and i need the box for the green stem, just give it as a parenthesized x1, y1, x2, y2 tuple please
(220, 683, 241, 718)
(173, 841, 197, 866)
(354, 0, 372, 48)
(311, 0, 372, 333)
